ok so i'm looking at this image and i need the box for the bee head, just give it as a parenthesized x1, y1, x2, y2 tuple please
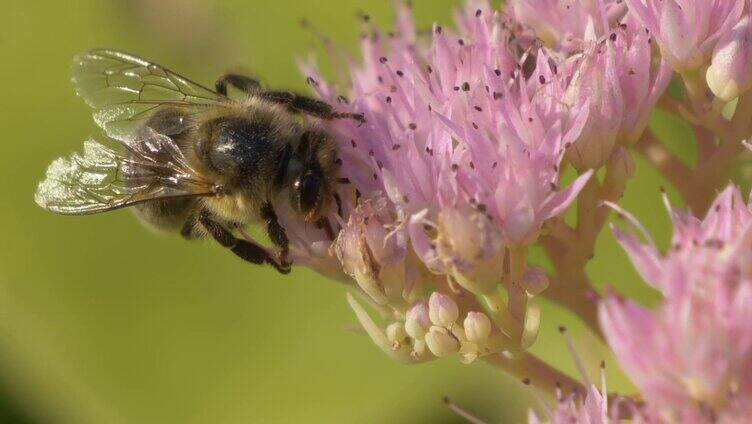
(289, 131, 336, 221)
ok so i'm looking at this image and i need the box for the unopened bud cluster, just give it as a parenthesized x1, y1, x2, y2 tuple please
(382, 292, 496, 362)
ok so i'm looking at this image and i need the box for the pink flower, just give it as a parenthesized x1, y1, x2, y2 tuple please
(507, 0, 627, 52)
(624, 0, 744, 71)
(600, 186, 752, 421)
(613, 186, 752, 293)
(563, 38, 625, 170)
(333, 194, 418, 305)
(292, 2, 591, 290)
(562, 17, 671, 169)
(528, 384, 611, 424)
(612, 17, 673, 145)
(527, 330, 648, 424)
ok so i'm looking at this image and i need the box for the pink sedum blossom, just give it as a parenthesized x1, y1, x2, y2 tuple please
(613, 186, 752, 293)
(624, 0, 744, 71)
(293, 2, 592, 288)
(563, 37, 625, 170)
(333, 194, 415, 305)
(600, 186, 752, 422)
(612, 17, 673, 145)
(562, 14, 671, 168)
(528, 384, 611, 424)
(506, 0, 627, 52)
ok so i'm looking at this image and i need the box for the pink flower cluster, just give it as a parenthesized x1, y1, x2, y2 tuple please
(276, 0, 752, 422)
(285, 0, 672, 297)
(601, 186, 752, 422)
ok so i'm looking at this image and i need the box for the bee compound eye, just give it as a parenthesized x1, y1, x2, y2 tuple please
(297, 173, 322, 216)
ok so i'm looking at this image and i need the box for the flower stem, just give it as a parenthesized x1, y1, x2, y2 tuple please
(536, 238, 603, 340)
(544, 271, 602, 338)
(507, 246, 528, 322)
(634, 130, 695, 199)
(482, 351, 584, 400)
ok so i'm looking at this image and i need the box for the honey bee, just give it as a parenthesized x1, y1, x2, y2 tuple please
(35, 49, 362, 273)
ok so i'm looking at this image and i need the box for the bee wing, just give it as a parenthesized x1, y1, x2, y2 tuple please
(35, 127, 216, 215)
(72, 49, 227, 139)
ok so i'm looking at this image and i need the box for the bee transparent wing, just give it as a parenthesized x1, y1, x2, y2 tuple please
(72, 49, 227, 139)
(35, 128, 216, 215)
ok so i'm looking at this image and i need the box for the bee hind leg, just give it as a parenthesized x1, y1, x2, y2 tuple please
(215, 73, 261, 96)
(259, 91, 365, 124)
(198, 211, 291, 274)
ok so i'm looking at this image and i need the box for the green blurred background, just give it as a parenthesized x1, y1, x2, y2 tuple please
(0, 0, 689, 422)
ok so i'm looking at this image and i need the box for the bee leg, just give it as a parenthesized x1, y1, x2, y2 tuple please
(215, 74, 261, 96)
(260, 203, 290, 266)
(198, 211, 291, 274)
(180, 218, 198, 239)
(259, 91, 366, 124)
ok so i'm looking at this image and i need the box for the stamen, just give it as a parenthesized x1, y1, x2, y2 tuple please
(442, 397, 488, 424)
(560, 326, 592, 389)
(526, 382, 554, 421)
(601, 200, 656, 247)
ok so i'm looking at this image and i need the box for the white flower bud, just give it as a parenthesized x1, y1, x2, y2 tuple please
(428, 292, 459, 327)
(425, 326, 459, 357)
(707, 16, 752, 102)
(405, 302, 431, 340)
(386, 322, 408, 348)
(463, 312, 492, 342)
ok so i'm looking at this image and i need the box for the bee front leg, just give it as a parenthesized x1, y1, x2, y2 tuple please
(259, 91, 365, 124)
(215, 73, 262, 96)
(260, 203, 290, 265)
(199, 211, 291, 274)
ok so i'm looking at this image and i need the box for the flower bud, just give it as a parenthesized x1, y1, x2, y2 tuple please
(425, 326, 459, 357)
(463, 312, 492, 343)
(335, 196, 407, 305)
(614, 21, 672, 145)
(707, 16, 752, 102)
(428, 292, 459, 327)
(405, 302, 431, 340)
(521, 266, 549, 296)
(625, 0, 744, 72)
(386, 322, 408, 347)
(565, 41, 624, 170)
